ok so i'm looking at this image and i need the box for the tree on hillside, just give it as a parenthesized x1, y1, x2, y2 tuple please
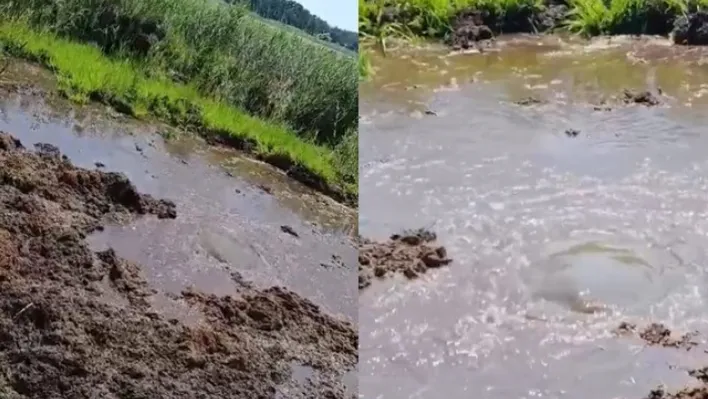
(241, 0, 357, 51)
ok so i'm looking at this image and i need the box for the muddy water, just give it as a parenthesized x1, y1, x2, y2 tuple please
(359, 36, 708, 399)
(0, 61, 357, 323)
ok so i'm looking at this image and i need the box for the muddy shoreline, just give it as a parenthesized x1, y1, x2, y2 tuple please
(0, 131, 356, 398)
(362, 2, 708, 51)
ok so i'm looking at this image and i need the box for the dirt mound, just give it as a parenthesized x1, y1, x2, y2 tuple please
(622, 88, 662, 106)
(447, 3, 566, 50)
(448, 9, 494, 51)
(0, 132, 356, 398)
(673, 11, 708, 45)
(615, 322, 698, 350)
(359, 229, 453, 289)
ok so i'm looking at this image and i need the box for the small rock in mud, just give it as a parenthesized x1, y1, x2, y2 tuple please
(359, 228, 452, 289)
(615, 322, 698, 350)
(281, 225, 299, 238)
(673, 11, 708, 45)
(0, 131, 356, 398)
(95, 161, 106, 168)
(622, 89, 661, 106)
(424, 109, 437, 116)
(258, 184, 273, 194)
(515, 96, 545, 106)
(565, 128, 580, 137)
(448, 9, 494, 51)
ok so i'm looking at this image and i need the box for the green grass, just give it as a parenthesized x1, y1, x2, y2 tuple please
(565, 0, 691, 36)
(0, 19, 357, 204)
(359, 0, 705, 40)
(0, 0, 357, 147)
(359, 51, 373, 80)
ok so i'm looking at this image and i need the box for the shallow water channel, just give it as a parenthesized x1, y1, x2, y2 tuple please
(359, 35, 708, 398)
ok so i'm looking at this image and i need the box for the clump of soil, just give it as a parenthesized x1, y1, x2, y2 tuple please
(0, 132, 356, 398)
(448, 9, 494, 50)
(515, 96, 546, 106)
(447, 2, 567, 50)
(359, 228, 453, 289)
(614, 322, 698, 350)
(622, 88, 662, 106)
(673, 11, 708, 45)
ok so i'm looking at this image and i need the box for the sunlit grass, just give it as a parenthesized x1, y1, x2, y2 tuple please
(0, 0, 357, 146)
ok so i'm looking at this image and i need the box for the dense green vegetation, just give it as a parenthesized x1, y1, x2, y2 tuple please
(359, 0, 704, 40)
(0, 0, 358, 203)
(359, 51, 373, 79)
(242, 0, 358, 51)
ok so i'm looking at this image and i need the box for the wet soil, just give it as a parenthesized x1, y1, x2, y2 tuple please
(0, 132, 357, 398)
(358, 229, 453, 289)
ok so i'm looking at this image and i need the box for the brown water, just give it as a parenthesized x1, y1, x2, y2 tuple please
(359, 35, 708, 399)
(0, 60, 357, 324)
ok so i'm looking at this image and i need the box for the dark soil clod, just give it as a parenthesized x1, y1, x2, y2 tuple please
(359, 228, 452, 289)
(515, 96, 545, 106)
(673, 11, 708, 45)
(622, 89, 661, 106)
(449, 9, 494, 50)
(281, 225, 299, 238)
(565, 128, 580, 137)
(0, 131, 356, 398)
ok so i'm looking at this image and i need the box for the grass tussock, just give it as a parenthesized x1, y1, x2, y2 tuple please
(0, 0, 358, 146)
(0, 20, 357, 203)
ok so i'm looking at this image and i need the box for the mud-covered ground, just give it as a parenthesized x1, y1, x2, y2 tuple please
(0, 132, 357, 398)
(358, 229, 453, 289)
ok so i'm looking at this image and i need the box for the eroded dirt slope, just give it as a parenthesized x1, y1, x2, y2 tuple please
(0, 132, 357, 399)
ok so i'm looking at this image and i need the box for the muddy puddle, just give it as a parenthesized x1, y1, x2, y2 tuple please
(360, 35, 708, 398)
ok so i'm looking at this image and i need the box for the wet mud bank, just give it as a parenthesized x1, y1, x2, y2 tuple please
(0, 132, 357, 398)
(358, 229, 453, 289)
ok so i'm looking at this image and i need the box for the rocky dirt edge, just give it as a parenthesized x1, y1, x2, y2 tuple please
(0, 131, 357, 399)
(358, 228, 453, 290)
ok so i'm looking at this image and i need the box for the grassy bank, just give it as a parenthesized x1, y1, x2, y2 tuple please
(0, 20, 357, 204)
(0, 0, 357, 147)
(359, 0, 707, 40)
